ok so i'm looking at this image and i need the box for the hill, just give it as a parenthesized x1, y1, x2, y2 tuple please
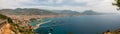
(81, 10, 115, 15)
(0, 8, 82, 15)
(52, 10, 81, 15)
(81, 10, 102, 15)
(0, 8, 57, 15)
(0, 14, 35, 34)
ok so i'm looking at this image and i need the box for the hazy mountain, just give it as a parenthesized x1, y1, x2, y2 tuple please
(0, 8, 113, 15)
(0, 8, 57, 15)
(0, 8, 81, 15)
(52, 10, 81, 14)
(82, 10, 104, 15)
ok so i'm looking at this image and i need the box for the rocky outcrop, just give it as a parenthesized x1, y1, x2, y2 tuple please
(103, 29, 120, 34)
(0, 14, 35, 34)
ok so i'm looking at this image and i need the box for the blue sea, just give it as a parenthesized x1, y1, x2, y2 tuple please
(30, 14, 120, 34)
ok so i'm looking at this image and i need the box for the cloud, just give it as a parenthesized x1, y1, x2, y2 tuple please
(0, 0, 16, 8)
(0, 0, 118, 13)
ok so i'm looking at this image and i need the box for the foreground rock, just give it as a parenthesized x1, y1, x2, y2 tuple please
(0, 14, 35, 34)
(103, 29, 120, 34)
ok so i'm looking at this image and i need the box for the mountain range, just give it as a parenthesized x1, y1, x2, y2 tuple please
(0, 8, 115, 15)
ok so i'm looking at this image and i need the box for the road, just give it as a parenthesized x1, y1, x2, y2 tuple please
(0, 20, 7, 29)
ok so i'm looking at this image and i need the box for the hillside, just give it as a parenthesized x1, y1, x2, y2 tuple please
(0, 8, 57, 15)
(0, 8, 82, 15)
(81, 10, 115, 15)
(52, 10, 81, 14)
(81, 10, 102, 15)
(0, 14, 35, 34)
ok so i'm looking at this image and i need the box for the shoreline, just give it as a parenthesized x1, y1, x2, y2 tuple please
(4, 14, 79, 33)
(33, 19, 52, 29)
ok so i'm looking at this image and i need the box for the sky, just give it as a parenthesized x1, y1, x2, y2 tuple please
(0, 0, 119, 13)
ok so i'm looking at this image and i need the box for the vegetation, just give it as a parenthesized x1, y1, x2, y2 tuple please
(0, 14, 13, 23)
(113, 0, 120, 10)
(30, 18, 37, 22)
(11, 23, 35, 34)
(0, 14, 9, 19)
(0, 8, 58, 15)
(0, 14, 35, 34)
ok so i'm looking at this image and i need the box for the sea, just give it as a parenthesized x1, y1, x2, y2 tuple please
(30, 14, 120, 34)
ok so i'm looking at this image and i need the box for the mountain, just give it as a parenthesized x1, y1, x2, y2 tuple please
(52, 10, 81, 15)
(0, 8, 57, 15)
(0, 8, 81, 15)
(0, 13, 35, 34)
(0, 8, 112, 15)
(82, 10, 104, 15)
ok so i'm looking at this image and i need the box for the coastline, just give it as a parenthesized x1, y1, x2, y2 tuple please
(3, 14, 78, 34)
(33, 20, 52, 29)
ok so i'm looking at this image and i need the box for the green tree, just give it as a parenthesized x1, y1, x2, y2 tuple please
(113, 0, 120, 10)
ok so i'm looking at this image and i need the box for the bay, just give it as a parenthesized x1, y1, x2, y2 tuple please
(34, 14, 120, 34)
